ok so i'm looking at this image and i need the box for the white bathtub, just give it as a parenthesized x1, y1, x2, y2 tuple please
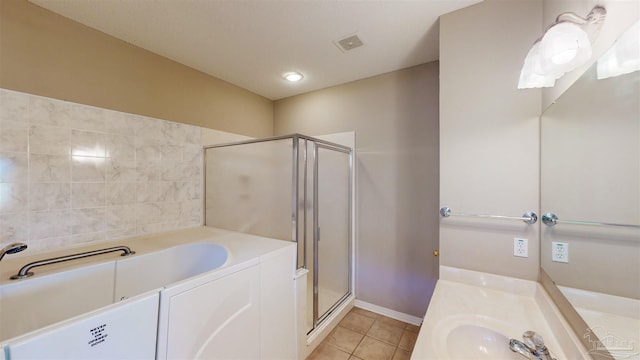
(0, 242, 229, 342)
(0, 226, 298, 360)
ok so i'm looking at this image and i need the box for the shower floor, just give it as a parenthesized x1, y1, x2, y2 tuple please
(306, 284, 347, 332)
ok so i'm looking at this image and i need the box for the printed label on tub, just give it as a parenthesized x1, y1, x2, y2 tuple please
(88, 324, 108, 347)
(6, 292, 159, 360)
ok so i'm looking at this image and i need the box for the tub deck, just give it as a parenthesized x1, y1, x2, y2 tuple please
(0, 226, 294, 343)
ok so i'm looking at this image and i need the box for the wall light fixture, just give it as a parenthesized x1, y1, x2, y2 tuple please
(597, 20, 640, 80)
(518, 6, 606, 89)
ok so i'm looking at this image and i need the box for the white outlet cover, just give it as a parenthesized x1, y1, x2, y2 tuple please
(514, 238, 528, 258)
(552, 242, 569, 263)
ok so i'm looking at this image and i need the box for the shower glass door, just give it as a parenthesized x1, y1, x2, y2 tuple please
(204, 134, 352, 335)
(314, 144, 351, 324)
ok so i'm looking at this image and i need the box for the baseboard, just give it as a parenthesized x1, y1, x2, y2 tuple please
(354, 300, 423, 326)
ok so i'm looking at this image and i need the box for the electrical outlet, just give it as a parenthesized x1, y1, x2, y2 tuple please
(552, 242, 569, 263)
(514, 238, 528, 257)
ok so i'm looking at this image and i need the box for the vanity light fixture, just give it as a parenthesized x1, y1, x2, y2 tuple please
(518, 6, 606, 89)
(284, 72, 304, 82)
(597, 20, 640, 80)
(539, 22, 591, 73)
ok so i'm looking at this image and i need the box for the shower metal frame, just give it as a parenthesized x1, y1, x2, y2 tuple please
(312, 141, 353, 329)
(203, 133, 353, 332)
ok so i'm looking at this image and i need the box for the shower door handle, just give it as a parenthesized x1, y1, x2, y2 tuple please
(315, 227, 320, 241)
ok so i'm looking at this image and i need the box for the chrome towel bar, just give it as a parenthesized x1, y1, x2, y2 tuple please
(439, 207, 538, 225)
(542, 212, 640, 229)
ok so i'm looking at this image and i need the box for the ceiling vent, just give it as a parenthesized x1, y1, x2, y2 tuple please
(335, 34, 364, 52)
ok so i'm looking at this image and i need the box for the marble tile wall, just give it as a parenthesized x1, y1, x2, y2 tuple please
(0, 89, 203, 254)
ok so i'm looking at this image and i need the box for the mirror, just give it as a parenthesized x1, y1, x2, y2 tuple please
(540, 21, 640, 359)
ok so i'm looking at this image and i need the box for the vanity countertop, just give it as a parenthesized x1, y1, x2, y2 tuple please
(411, 266, 591, 360)
(559, 286, 640, 360)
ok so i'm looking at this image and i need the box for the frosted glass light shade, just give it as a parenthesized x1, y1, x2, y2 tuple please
(539, 22, 592, 74)
(519, 22, 593, 89)
(597, 20, 640, 79)
(518, 42, 559, 89)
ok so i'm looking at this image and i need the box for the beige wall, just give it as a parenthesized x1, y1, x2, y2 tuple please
(274, 63, 440, 318)
(0, 0, 273, 138)
(439, 0, 543, 281)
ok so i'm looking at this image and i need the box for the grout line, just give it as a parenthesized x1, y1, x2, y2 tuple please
(351, 333, 366, 357)
(306, 308, 417, 360)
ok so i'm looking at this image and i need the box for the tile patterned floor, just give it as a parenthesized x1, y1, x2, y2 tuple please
(307, 307, 420, 360)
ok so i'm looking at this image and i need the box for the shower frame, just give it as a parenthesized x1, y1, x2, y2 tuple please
(203, 133, 353, 332)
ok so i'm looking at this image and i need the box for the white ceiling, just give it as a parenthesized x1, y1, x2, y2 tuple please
(30, 0, 481, 100)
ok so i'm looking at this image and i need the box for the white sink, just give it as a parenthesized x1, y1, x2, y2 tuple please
(446, 325, 522, 360)
(412, 267, 588, 360)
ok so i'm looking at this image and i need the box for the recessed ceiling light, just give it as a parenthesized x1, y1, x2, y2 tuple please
(284, 72, 303, 82)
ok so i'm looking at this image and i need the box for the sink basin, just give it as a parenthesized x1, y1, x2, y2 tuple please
(446, 325, 522, 360)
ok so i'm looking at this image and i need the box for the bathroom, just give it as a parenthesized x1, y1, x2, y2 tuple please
(0, 0, 638, 359)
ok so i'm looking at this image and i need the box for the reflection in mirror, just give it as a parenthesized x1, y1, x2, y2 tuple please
(540, 21, 640, 360)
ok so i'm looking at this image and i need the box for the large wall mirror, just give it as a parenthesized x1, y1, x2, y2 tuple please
(540, 21, 639, 360)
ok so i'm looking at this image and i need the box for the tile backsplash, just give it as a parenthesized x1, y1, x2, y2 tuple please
(0, 89, 203, 254)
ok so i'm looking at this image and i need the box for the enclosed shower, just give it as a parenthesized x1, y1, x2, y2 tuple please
(204, 134, 353, 335)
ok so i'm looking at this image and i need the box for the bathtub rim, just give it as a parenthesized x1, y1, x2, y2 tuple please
(0, 226, 295, 344)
